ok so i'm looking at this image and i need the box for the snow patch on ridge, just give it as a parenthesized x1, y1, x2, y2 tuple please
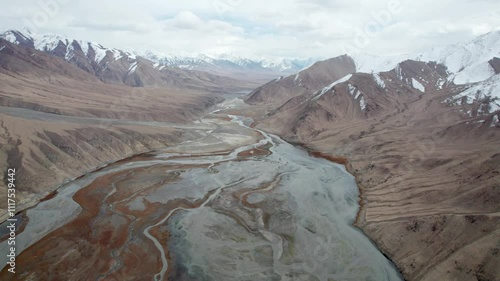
(359, 96, 367, 110)
(436, 78, 446, 90)
(312, 74, 353, 100)
(348, 84, 362, 100)
(91, 43, 108, 63)
(4, 32, 18, 44)
(395, 64, 404, 81)
(127, 62, 139, 74)
(77, 41, 89, 56)
(492, 115, 499, 127)
(34, 34, 66, 52)
(65, 44, 75, 61)
(353, 54, 408, 74)
(372, 73, 386, 89)
(348, 84, 367, 110)
(448, 74, 500, 112)
(111, 49, 122, 60)
(127, 52, 137, 60)
(412, 78, 425, 92)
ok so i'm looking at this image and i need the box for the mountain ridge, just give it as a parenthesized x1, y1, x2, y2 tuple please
(246, 31, 500, 118)
(0, 29, 261, 92)
(0, 29, 315, 83)
(241, 31, 500, 281)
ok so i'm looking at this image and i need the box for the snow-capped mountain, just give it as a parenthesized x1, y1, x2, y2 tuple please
(247, 31, 500, 127)
(0, 29, 313, 84)
(0, 29, 261, 91)
(2, 28, 498, 109)
(1, 29, 140, 66)
(136, 50, 314, 77)
(350, 31, 500, 115)
(241, 34, 500, 281)
(351, 31, 500, 85)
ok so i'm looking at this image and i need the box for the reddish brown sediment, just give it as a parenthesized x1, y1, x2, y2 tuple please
(150, 227, 175, 280)
(308, 151, 349, 165)
(306, 150, 367, 225)
(2, 136, 278, 277)
(237, 145, 272, 158)
(0, 150, 171, 226)
(0, 153, 245, 280)
(0, 170, 130, 280)
(166, 151, 232, 159)
(40, 190, 58, 202)
(0, 163, 206, 280)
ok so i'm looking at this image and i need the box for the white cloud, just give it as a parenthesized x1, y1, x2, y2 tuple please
(0, 0, 499, 59)
(169, 11, 203, 29)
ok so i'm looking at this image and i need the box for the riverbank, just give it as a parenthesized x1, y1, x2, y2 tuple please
(0, 121, 217, 223)
(256, 125, 500, 281)
(304, 147, 407, 279)
(0, 83, 223, 223)
(1, 111, 403, 280)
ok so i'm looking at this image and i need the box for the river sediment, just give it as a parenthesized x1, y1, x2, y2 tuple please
(0, 99, 403, 281)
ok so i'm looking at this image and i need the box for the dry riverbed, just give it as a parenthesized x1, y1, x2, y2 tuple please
(0, 100, 403, 281)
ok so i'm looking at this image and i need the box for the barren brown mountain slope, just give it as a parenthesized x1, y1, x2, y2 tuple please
(1, 29, 309, 87)
(0, 36, 259, 91)
(246, 55, 356, 105)
(0, 39, 245, 222)
(244, 55, 500, 281)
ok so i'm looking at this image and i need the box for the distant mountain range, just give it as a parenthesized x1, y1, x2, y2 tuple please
(0, 29, 314, 83)
(0, 29, 261, 91)
(138, 50, 314, 73)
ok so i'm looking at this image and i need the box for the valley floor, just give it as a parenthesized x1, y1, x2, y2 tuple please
(1, 92, 498, 281)
(0, 100, 403, 281)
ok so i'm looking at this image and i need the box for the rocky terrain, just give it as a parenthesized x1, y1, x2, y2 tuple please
(0, 25, 499, 281)
(0, 29, 311, 85)
(0, 37, 258, 222)
(0, 30, 260, 90)
(243, 32, 500, 281)
(1, 106, 403, 281)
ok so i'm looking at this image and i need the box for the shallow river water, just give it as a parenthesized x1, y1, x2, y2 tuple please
(0, 99, 403, 281)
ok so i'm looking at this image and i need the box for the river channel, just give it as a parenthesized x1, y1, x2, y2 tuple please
(0, 99, 403, 281)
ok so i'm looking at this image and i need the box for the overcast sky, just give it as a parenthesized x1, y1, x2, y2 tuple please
(1, 0, 499, 59)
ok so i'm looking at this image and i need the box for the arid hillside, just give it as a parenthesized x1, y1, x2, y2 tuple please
(0, 32, 260, 91)
(0, 38, 251, 221)
(244, 33, 500, 281)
